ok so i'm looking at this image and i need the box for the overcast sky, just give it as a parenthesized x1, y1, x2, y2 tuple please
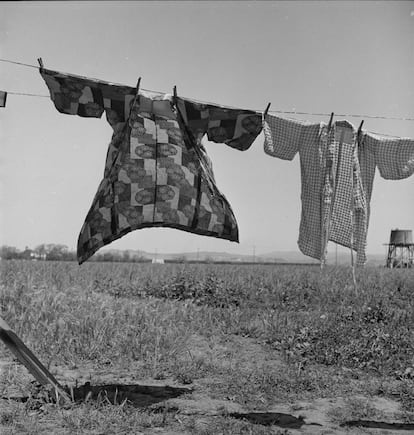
(1, 1, 413, 260)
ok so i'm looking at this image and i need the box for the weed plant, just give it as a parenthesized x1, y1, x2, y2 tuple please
(0, 260, 413, 433)
(1, 260, 413, 377)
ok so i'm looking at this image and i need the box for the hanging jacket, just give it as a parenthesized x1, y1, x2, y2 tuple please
(263, 114, 414, 266)
(40, 68, 262, 264)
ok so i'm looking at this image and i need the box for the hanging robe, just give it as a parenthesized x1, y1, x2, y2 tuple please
(40, 68, 262, 263)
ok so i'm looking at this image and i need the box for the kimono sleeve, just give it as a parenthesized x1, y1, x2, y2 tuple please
(40, 68, 135, 125)
(364, 133, 414, 180)
(205, 106, 263, 151)
(176, 98, 262, 151)
(263, 114, 315, 161)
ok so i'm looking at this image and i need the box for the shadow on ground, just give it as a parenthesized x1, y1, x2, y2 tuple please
(229, 412, 309, 429)
(229, 413, 414, 431)
(341, 420, 414, 431)
(3, 381, 192, 408)
(68, 382, 192, 407)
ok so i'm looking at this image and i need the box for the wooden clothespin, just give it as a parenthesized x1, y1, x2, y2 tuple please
(264, 102, 271, 118)
(357, 120, 364, 144)
(37, 58, 44, 69)
(328, 112, 334, 130)
(358, 120, 364, 134)
(173, 85, 177, 106)
(136, 77, 141, 93)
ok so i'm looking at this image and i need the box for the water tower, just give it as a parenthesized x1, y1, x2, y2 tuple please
(385, 229, 414, 268)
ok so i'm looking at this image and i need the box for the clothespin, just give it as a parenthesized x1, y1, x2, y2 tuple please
(328, 112, 334, 130)
(136, 77, 141, 93)
(173, 85, 177, 106)
(264, 102, 271, 118)
(357, 120, 364, 142)
(37, 58, 44, 69)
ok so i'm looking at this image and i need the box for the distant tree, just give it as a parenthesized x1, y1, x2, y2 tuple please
(45, 244, 69, 261)
(32, 244, 69, 261)
(132, 255, 149, 263)
(34, 244, 47, 260)
(0, 245, 21, 259)
(102, 252, 114, 262)
(21, 246, 33, 260)
(0, 244, 77, 261)
(63, 250, 77, 261)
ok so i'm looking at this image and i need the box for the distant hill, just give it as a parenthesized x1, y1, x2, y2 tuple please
(100, 248, 386, 266)
(261, 250, 386, 266)
(259, 250, 319, 264)
(103, 249, 258, 262)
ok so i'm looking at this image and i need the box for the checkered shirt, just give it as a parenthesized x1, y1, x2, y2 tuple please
(263, 114, 414, 266)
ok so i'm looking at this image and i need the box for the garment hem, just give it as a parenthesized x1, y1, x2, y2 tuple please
(77, 222, 239, 264)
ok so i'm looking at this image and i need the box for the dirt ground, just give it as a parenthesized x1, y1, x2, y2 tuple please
(1, 333, 413, 434)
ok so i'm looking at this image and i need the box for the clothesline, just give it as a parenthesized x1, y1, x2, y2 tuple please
(1, 92, 409, 138)
(267, 110, 414, 122)
(1, 57, 414, 123)
(0, 58, 39, 69)
(5, 89, 414, 124)
(6, 91, 49, 98)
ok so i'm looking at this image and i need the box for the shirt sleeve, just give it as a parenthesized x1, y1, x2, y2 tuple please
(364, 132, 414, 180)
(39, 68, 136, 127)
(263, 114, 318, 161)
(177, 98, 262, 151)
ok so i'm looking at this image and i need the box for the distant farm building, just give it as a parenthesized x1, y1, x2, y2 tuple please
(152, 258, 165, 264)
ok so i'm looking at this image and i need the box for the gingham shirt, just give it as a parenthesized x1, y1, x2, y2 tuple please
(263, 114, 414, 266)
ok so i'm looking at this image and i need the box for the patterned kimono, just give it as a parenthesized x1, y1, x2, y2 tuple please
(263, 114, 414, 266)
(40, 68, 262, 264)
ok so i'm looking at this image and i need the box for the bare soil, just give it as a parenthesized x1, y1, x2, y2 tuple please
(1, 333, 412, 434)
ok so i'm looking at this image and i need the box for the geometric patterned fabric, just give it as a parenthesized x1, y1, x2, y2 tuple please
(40, 68, 262, 264)
(263, 114, 414, 266)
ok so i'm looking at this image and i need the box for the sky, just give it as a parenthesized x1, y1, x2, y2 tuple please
(0, 1, 413, 261)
